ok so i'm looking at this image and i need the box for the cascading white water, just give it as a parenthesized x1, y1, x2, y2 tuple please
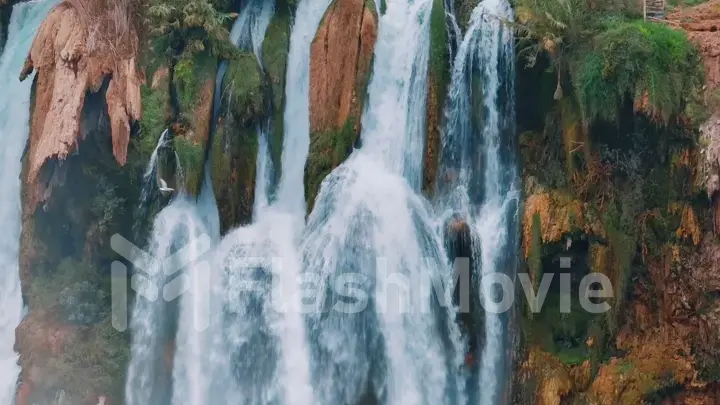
(0, 1, 59, 403)
(438, 1, 518, 404)
(169, 0, 319, 404)
(359, 0, 431, 188)
(253, 129, 273, 219)
(124, 194, 216, 405)
(180, 0, 331, 402)
(276, 0, 333, 217)
(301, 0, 464, 404)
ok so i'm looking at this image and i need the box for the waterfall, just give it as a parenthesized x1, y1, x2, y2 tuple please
(275, 0, 333, 218)
(124, 195, 216, 405)
(301, 0, 464, 404)
(253, 129, 273, 218)
(359, 0, 431, 189)
(439, 1, 518, 404)
(169, 0, 320, 403)
(175, 0, 333, 402)
(0, 1, 58, 403)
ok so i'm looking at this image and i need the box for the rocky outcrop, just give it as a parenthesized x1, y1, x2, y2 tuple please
(309, 0, 375, 134)
(670, 1, 720, 236)
(213, 53, 265, 232)
(305, 0, 377, 210)
(14, 3, 144, 403)
(424, 0, 450, 196)
(19, 0, 141, 210)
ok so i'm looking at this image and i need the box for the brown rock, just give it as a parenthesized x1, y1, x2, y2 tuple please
(423, 73, 441, 195)
(669, 1, 720, 91)
(518, 348, 573, 405)
(20, 1, 141, 210)
(309, 0, 377, 134)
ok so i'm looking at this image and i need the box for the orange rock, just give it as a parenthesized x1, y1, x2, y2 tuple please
(519, 348, 573, 405)
(20, 1, 141, 210)
(309, 0, 377, 134)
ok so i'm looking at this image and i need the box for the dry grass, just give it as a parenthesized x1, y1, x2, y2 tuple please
(65, 0, 140, 57)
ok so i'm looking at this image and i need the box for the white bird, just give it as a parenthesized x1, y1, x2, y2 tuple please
(158, 178, 174, 194)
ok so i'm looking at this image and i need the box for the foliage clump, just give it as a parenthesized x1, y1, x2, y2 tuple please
(576, 21, 704, 123)
(515, 0, 704, 124)
(224, 52, 264, 124)
(144, 0, 236, 63)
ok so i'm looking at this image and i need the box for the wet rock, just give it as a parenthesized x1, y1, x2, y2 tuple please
(305, 0, 378, 210)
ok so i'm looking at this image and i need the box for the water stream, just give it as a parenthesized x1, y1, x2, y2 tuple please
(438, 1, 518, 403)
(0, 1, 60, 403)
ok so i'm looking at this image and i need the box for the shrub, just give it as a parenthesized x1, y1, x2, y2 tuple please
(144, 0, 237, 62)
(575, 21, 704, 123)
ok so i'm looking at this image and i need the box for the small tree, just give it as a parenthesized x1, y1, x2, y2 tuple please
(145, 0, 236, 63)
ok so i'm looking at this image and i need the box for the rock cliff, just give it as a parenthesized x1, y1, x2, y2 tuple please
(305, 0, 377, 210)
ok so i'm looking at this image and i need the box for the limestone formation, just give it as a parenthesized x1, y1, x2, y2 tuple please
(19, 1, 141, 210)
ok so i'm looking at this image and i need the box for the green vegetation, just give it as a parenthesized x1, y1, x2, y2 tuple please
(576, 21, 703, 123)
(668, 0, 709, 9)
(515, 0, 704, 124)
(262, 11, 291, 177)
(429, 0, 450, 102)
(139, 83, 170, 152)
(174, 136, 205, 194)
(174, 52, 216, 121)
(224, 52, 264, 124)
(454, 0, 478, 32)
(305, 119, 357, 212)
(45, 319, 129, 402)
(144, 0, 237, 62)
(211, 122, 258, 231)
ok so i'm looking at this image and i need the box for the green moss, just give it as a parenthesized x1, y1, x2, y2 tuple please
(211, 123, 258, 232)
(138, 80, 170, 155)
(575, 20, 704, 123)
(262, 10, 291, 178)
(224, 52, 264, 124)
(174, 52, 217, 121)
(429, 0, 450, 103)
(305, 119, 357, 212)
(454, 0, 478, 32)
(364, 0, 380, 17)
(174, 137, 205, 195)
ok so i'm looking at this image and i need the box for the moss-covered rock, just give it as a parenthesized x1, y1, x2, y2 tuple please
(212, 106, 260, 233)
(423, 0, 450, 196)
(169, 53, 219, 195)
(305, 0, 378, 212)
(453, 0, 478, 33)
(262, 9, 291, 178)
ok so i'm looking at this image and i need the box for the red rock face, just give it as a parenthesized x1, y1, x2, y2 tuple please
(309, 0, 377, 134)
(669, 1, 720, 92)
(19, 0, 141, 211)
